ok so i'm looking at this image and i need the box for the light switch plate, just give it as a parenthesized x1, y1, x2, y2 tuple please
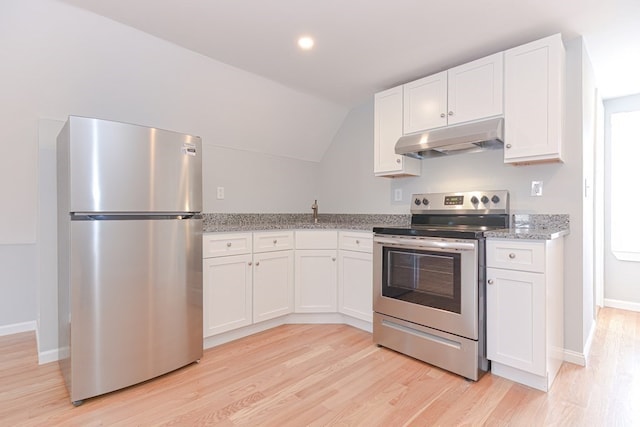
(394, 189, 402, 201)
(531, 181, 543, 196)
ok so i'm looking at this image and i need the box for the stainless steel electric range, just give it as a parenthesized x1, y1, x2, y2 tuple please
(372, 190, 510, 380)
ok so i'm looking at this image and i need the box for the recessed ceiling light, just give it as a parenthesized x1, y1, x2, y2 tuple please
(298, 36, 314, 50)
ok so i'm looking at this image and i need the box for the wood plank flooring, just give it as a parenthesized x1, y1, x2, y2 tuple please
(1, 307, 638, 426)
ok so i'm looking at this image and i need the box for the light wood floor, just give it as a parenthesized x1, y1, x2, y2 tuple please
(1, 307, 638, 426)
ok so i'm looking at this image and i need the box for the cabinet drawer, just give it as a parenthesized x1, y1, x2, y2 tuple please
(253, 231, 294, 253)
(339, 231, 373, 253)
(486, 239, 544, 273)
(295, 230, 338, 250)
(203, 233, 252, 258)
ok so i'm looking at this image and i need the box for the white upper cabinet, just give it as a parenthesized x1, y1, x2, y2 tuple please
(374, 86, 421, 177)
(403, 52, 504, 135)
(448, 53, 504, 125)
(403, 71, 448, 133)
(504, 34, 565, 164)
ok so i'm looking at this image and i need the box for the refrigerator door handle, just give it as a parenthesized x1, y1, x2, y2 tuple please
(72, 213, 201, 221)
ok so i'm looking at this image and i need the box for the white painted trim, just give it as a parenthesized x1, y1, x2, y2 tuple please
(563, 349, 586, 366)
(38, 348, 60, 365)
(604, 298, 640, 313)
(491, 362, 549, 392)
(203, 313, 373, 350)
(581, 319, 597, 366)
(0, 321, 36, 337)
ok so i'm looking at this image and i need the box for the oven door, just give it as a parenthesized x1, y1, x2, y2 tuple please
(373, 234, 479, 340)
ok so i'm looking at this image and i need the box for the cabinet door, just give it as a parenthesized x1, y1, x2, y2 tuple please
(253, 250, 294, 322)
(374, 86, 420, 177)
(448, 52, 503, 125)
(486, 267, 545, 376)
(403, 71, 448, 133)
(203, 254, 252, 337)
(504, 34, 564, 164)
(295, 250, 338, 313)
(338, 250, 373, 322)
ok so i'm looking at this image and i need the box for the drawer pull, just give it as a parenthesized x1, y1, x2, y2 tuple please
(508, 253, 516, 259)
(226, 242, 232, 248)
(488, 279, 494, 285)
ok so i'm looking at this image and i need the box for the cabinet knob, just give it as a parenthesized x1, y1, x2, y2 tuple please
(332, 257, 336, 262)
(396, 158, 401, 164)
(509, 253, 516, 259)
(355, 240, 360, 244)
(226, 242, 232, 247)
(488, 279, 494, 285)
(506, 144, 512, 149)
(248, 261, 252, 266)
(440, 113, 446, 118)
(273, 239, 278, 244)
(448, 111, 454, 116)
(255, 261, 260, 266)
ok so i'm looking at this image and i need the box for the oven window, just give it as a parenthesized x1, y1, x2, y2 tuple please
(382, 247, 461, 313)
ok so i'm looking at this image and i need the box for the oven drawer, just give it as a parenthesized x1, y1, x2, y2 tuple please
(486, 239, 544, 273)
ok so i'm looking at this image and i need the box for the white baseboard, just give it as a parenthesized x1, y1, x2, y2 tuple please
(604, 298, 640, 313)
(0, 321, 36, 337)
(38, 348, 60, 365)
(563, 348, 586, 366)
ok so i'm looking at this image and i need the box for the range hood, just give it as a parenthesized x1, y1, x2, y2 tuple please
(395, 117, 504, 159)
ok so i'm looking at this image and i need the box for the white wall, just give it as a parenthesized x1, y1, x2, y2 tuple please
(604, 93, 640, 310)
(318, 37, 592, 356)
(0, 0, 347, 353)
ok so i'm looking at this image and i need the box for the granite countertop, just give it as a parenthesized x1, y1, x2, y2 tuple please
(203, 213, 570, 240)
(202, 213, 410, 234)
(484, 214, 570, 240)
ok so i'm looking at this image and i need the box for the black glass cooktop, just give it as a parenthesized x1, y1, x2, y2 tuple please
(373, 214, 510, 239)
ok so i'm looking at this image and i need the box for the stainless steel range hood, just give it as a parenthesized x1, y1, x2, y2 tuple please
(395, 117, 504, 159)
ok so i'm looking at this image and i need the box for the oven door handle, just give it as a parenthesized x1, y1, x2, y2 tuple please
(374, 237, 476, 251)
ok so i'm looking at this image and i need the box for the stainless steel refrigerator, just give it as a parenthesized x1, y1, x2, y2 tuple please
(57, 116, 203, 405)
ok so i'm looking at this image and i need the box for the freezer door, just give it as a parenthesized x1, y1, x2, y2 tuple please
(65, 116, 202, 213)
(68, 217, 202, 402)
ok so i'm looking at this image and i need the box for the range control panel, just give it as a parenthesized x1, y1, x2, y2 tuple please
(411, 190, 509, 214)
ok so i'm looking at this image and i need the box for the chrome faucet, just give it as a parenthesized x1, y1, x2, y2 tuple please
(311, 199, 319, 223)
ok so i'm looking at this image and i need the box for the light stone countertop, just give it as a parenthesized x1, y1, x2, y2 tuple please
(202, 213, 410, 234)
(202, 212, 570, 240)
(484, 214, 570, 240)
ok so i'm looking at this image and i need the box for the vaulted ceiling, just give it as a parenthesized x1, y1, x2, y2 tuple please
(58, 0, 640, 108)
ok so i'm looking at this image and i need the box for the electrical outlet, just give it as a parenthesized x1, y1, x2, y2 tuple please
(217, 186, 225, 200)
(394, 189, 402, 201)
(531, 181, 543, 196)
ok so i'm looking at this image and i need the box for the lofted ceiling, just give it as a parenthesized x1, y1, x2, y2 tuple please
(57, 0, 640, 108)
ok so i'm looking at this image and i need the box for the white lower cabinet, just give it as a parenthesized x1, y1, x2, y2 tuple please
(486, 238, 564, 392)
(295, 249, 338, 313)
(295, 230, 338, 313)
(338, 232, 373, 322)
(253, 250, 294, 322)
(203, 231, 294, 338)
(204, 229, 374, 343)
(203, 253, 253, 336)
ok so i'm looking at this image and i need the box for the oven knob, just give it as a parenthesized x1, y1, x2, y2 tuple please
(470, 196, 479, 204)
(491, 195, 501, 204)
(422, 198, 429, 206)
(414, 198, 421, 206)
(481, 195, 489, 204)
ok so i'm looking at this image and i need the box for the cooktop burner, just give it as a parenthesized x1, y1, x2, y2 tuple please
(374, 190, 510, 239)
